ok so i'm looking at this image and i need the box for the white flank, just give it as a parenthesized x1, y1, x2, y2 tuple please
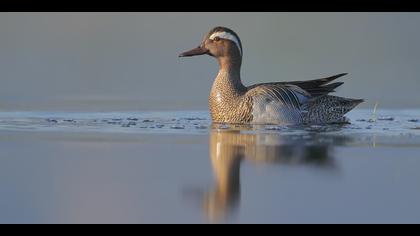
(209, 31, 242, 55)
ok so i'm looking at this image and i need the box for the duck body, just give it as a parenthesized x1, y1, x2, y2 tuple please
(180, 26, 364, 125)
(209, 70, 363, 125)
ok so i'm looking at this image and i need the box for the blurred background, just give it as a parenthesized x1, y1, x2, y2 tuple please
(0, 12, 419, 112)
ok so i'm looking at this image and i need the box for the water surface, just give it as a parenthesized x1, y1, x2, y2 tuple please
(0, 109, 420, 223)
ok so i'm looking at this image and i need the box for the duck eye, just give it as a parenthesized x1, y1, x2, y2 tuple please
(213, 36, 220, 42)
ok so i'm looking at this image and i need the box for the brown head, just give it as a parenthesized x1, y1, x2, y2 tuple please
(179, 26, 243, 68)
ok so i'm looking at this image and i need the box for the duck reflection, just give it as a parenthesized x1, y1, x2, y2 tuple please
(203, 127, 351, 222)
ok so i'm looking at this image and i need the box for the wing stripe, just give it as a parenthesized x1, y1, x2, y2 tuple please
(251, 85, 306, 110)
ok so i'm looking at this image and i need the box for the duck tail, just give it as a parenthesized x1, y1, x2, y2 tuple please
(302, 96, 364, 124)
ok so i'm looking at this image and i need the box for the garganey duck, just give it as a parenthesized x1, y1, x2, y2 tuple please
(179, 26, 364, 125)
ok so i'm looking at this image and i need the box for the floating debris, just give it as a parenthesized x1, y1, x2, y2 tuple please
(378, 117, 395, 121)
(127, 118, 139, 121)
(370, 102, 379, 123)
(408, 119, 419, 123)
(170, 125, 185, 129)
(46, 119, 58, 123)
(143, 119, 154, 123)
(63, 119, 75, 123)
(356, 119, 367, 122)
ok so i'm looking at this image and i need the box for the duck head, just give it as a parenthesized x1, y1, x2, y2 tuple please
(179, 26, 243, 60)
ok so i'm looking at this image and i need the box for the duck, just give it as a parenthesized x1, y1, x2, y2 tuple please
(179, 26, 364, 125)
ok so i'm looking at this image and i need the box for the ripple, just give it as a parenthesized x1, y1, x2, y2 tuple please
(0, 109, 419, 137)
(217, 124, 230, 130)
(378, 117, 395, 121)
(170, 125, 185, 129)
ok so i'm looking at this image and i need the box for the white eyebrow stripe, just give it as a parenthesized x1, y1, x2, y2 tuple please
(209, 31, 242, 55)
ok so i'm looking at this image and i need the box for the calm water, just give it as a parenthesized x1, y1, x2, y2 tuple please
(1, 109, 420, 223)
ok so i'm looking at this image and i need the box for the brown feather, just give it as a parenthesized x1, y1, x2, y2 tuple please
(248, 73, 348, 97)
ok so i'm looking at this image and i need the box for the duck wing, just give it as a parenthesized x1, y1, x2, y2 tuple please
(248, 73, 347, 97)
(246, 83, 312, 109)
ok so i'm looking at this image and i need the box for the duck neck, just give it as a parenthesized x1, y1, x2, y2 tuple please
(213, 56, 246, 95)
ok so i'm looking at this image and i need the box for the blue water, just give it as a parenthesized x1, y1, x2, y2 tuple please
(1, 109, 420, 223)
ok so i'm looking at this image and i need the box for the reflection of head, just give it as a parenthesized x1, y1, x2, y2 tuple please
(203, 129, 346, 222)
(203, 179, 240, 222)
(204, 131, 243, 222)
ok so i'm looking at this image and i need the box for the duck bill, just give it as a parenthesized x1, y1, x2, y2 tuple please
(178, 46, 209, 57)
